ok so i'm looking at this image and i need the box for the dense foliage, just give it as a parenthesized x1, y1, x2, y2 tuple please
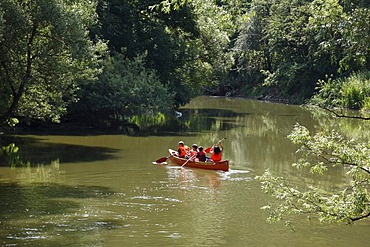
(311, 71, 370, 111)
(69, 52, 174, 126)
(92, 0, 200, 106)
(1, 0, 369, 125)
(233, 0, 370, 102)
(0, 0, 105, 124)
(89, 0, 240, 108)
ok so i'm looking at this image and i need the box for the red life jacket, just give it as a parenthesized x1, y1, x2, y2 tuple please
(196, 151, 206, 162)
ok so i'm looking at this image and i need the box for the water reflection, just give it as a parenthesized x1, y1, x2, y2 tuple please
(308, 105, 370, 140)
(0, 181, 121, 246)
(165, 167, 223, 190)
(162, 167, 249, 246)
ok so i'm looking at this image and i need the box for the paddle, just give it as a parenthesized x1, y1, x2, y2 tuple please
(181, 154, 196, 168)
(155, 154, 174, 163)
(205, 138, 226, 153)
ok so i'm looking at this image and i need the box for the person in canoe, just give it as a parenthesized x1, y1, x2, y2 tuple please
(210, 143, 223, 162)
(196, 146, 207, 162)
(188, 144, 198, 160)
(177, 141, 189, 158)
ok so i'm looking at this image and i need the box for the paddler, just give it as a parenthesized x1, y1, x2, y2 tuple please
(210, 143, 223, 162)
(177, 141, 189, 158)
(188, 144, 198, 160)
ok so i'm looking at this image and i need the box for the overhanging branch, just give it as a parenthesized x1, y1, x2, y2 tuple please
(350, 212, 370, 222)
(319, 105, 370, 120)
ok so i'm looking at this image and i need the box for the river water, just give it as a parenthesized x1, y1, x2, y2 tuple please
(0, 96, 369, 246)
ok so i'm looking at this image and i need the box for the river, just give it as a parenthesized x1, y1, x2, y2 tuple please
(0, 96, 369, 246)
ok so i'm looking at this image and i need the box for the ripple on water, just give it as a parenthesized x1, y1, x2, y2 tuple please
(219, 168, 253, 181)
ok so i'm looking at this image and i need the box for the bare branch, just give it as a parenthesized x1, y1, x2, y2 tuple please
(350, 212, 370, 222)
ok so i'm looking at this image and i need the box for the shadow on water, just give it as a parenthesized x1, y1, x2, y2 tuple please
(6, 108, 248, 137)
(0, 135, 119, 166)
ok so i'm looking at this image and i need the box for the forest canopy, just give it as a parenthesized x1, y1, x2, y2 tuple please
(0, 0, 369, 127)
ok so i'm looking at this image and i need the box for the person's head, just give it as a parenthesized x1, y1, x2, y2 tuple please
(192, 144, 198, 150)
(198, 146, 203, 152)
(178, 141, 184, 147)
(213, 145, 221, 154)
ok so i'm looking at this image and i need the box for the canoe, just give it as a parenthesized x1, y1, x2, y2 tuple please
(168, 149, 229, 171)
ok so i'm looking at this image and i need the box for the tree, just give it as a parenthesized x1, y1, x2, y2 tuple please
(0, 0, 105, 124)
(94, 0, 201, 106)
(69, 52, 174, 127)
(339, 7, 370, 72)
(232, 0, 369, 102)
(95, 0, 244, 105)
(256, 123, 370, 226)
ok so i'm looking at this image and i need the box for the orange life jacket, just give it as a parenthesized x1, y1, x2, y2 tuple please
(211, 152, 222, 162)
(189, 149, 198, 158)
(178, 145, 189, 158)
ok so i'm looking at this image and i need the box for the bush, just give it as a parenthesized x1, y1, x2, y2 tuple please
(311, 71, 370, 110)
(340, 72, 370, 109)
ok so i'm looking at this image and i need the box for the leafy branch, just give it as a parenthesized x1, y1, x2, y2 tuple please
(256, 124, 370, 226)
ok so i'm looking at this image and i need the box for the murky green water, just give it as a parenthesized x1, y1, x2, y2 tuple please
(0, 96, 369, 246)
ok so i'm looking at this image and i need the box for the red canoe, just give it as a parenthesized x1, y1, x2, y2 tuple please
(168, 149, 229, 171)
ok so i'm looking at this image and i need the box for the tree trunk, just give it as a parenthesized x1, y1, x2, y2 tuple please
(0, 21, 37, 122)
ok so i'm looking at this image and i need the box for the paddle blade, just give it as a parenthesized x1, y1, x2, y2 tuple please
(155, 157, 167, 163)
